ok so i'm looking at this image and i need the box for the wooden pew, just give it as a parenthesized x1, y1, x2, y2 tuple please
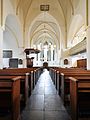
(49, 68, 57, 86)
(49, 67, 66, 94)
(0, 69, 32, 105)
(49, 67, 84, 88)
(0, 67, 41, 105)
(60, 72, 90, 104)
(0, 72, 29, 106)
(0, 76, 21, 120)
(1, 67, 41, 88)
(50, 67, 90, 104)
(69, 76, 90, 120)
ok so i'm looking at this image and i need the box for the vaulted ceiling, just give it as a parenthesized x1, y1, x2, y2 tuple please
(10, 0, 78, 48)
(14, 0, 74, 28)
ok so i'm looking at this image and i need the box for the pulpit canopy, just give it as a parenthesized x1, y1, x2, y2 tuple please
(24, 48, 40, 55)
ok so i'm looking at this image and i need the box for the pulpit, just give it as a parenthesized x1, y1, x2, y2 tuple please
(27, 57, 34, 67)
(24, 48, 40, 68)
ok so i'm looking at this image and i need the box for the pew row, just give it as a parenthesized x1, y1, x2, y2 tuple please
(0, 72, 30, 106)
(0, 68, 41, 106)
(49, 67, 90, 104)
(0, 76, 21, 120)
(60, 72, 90, 104)
(69, 76, 90, 120)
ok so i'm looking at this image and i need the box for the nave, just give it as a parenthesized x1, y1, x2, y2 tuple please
(21, 69, 71, 120)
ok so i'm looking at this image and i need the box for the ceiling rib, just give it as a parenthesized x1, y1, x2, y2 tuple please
(31, 31, 57, 46)
(31, 21, 57, 35)
(30, 28, 59, 46)
(69, 0, 74, 15)
(16, 0, 22, 15)
(58, 0, 66, 24)
(58, 0, 67, 48)
(23, 0, 33, 32)
(23, 0, 33, 47)
(31, 28, 58, 40)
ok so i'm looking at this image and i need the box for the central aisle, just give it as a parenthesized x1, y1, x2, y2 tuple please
(21, 69, 71, 120)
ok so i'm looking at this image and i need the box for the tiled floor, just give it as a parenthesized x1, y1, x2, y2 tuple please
(21, 69, 71, 120)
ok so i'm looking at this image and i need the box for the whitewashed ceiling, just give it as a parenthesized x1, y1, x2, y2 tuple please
(10, 0, 78, 48)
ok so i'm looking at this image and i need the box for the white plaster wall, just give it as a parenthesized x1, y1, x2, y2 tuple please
(0, 0, 1, 27)
(3, 0, 23, 49)
(60, 52, 87, 68)
(3, 29, 25, 67)
(67, 0, 86, 48)
(3, 17, 24, 68)
(3, 0, 14, 27)
(3, 30, 19, 57)
(5, 15, 23, 47)
(2, 0, 24, 68)
(0, 0, 24, 68)
(60, 57, 72, 68)
(0, 28, 3, 68)
(3, 14, 24, 58)
(70, 52, 87, 67)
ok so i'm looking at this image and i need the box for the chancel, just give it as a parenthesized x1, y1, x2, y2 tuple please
(0, 0, 90, 120)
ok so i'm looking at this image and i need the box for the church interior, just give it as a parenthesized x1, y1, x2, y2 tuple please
(0, 0, 90, 120)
